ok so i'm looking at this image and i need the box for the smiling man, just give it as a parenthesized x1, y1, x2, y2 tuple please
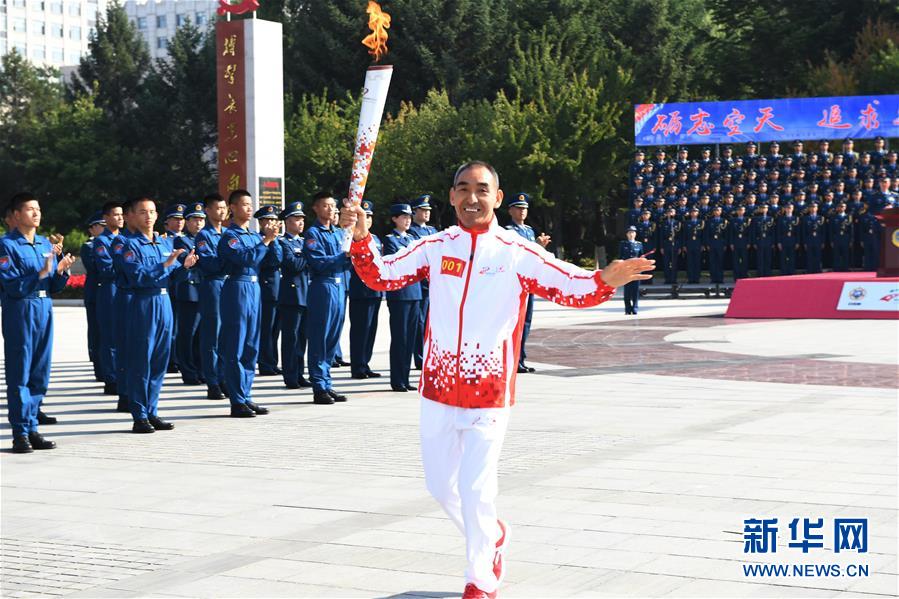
(341, 161, 654, 599)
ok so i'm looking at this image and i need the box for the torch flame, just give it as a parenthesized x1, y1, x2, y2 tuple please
(361, 1, 391, 62)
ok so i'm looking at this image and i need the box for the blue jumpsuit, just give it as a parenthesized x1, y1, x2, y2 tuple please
(195, 225, 226, 390)
(303, 221, 351, 394)
(505, 222, 537, 367)
(92, 228, 118, 385)
(278, 233, 310, 387)
(218, 224, 281, 406)
(408, 222, 438, 369)
(173, 233, 202, 382)
(619, 239, 643, 314)
(382, 231, 422, 390)
(111, 231, 134, 404)
(81, 237, 101, 380)
(0, 231, 69, 436)
(349, 234, 384, 377)
(121, 233, 178, 419)
(258, 246, 282, 373)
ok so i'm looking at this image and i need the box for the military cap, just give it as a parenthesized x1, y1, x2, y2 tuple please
(85, 210, 105, 227)
(361, 200, 374, 215)
(508, 193, 530, 208)
(412, 194, 432, 210)
(279, 201, 304, 220)
(254, 204, 279, 219)
(390, 203, 413, 216)
(626, 226, 637, 232)
(642, 209, 652, 215)
(185, 202, 205, 219)
(164, 204, 186, 219)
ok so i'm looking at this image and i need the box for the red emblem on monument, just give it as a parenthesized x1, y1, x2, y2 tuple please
(217, 0, 260, 16)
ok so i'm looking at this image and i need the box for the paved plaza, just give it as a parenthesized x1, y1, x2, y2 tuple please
(1, 295, 897, 598)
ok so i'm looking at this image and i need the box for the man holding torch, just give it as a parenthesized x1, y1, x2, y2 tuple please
(340, 161, 654, 599)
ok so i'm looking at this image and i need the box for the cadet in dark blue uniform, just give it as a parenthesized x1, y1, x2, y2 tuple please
(194, 193, 229, 400)
(658, 207, 682, 284)
(801, 203, 825, 273)
(383, 204, 422, 392)
(277, 201, 312, 389)
(172, 202, 205, 385)
(255, 205, 282, 376)
(776, 204, 800, 275)
(858, 207, 880, 270)
(408, 194, 439, 371)
(729, 205, 751, 280)
(750, 204, 775, 277)
(304, 192, 351, 405)
(329, 209, 352, 369)
(619, 226, 643, 315)
(1, 193, 75, 452)
(683, 207, 704, 283)
(635, 210, 657, 281)
(111, 209, 136, 413)
(704, 206, 728, 284)
(81, 210, 106, 382)
(121, 197, 197, 433)
(349, 200, 384, 380)
(218, 190, 279, 417)
(162, 204, 186, 374)
(829, 202, 852, 272)
(505, 193, 551, 373)
(93, 201, 124, 397)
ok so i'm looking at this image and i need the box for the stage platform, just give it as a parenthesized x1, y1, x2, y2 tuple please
(725, 271, 899, 319)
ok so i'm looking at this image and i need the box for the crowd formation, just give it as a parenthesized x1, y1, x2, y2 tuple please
(626, 137, 898, 284)
(0, 188, 550, 453)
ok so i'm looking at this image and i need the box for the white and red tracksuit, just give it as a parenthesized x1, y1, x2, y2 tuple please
(350, 218, 615, 592)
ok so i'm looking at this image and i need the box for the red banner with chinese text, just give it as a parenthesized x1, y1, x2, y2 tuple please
(216, 20, 247, 199)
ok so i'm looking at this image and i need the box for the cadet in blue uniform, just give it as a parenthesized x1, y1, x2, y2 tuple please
(329, 209, 352, 369)
(829, 202, 852, 272)
(218, 190, 279, 417)
(162, 204, 186, 374)
(110, 207, 137, 413)
(505, 193, 551, 373)
(729, 205, 751, 280)
(303, 192, 351, 405)
(383, 204, 422, 392)
(750, 204, 775, 277)
(619, 226, 643, 315)
(94, 201, 124, 397)
(121, 197, 197, 433)
(704, 206, 728, 284)
(776, 203, 800, 275)
(255, 205, 283, 376)
(408, 194, 439, 370)
(658, 207, 682, 284)
(635, 210, 657, 281)
(858, 207, 880, 270)
(801, 203, 825, 273)
(81, 211, 106, 382)
(277, 201, 312, 389)
(349, 200, 384, 380)
(683, 207, 704, 283)
(194, 193, 229, 400)
(1, 193, 75, 452)
(172, 202, 205, 385)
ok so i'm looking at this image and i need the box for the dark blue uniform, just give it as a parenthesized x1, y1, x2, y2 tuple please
(829, 212, 853, 271)
(619, 239, 643, 314)
(729, 215, 751, 280)
(635, 218, 657, 280)
(801, 214, 825, 273)
(218, 223, 282, 407)
(505, 221, 537, 368)
(258, 235, 282, 374)
(278, 232, 310, 388)
(683, 217, 704, 283)
(776, 213, 800, 274)
(111, 231, 134, 409)
(349, 234, 384, 378)
(383, 230, 422, 391)
(93, 228, 119, 388)
(704, 216, 728, 283)
(408, 221, 438, 370)
(195, 224, 227, 392)
(80, 236, 101, 380)
(304, 221, 351, 394)
(658, 218, 682, 284)
(172, 232, 202, 383)
(750, 214, 775, 276)
(0, 231, 69, 438)
(858, 211, 881, 270)
(163, 229, 183, 373)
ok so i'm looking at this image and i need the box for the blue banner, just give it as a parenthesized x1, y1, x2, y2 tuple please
(634, 95, 899, 146)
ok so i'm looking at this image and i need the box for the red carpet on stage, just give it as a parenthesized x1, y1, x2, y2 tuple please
(726, 272, 899, 319)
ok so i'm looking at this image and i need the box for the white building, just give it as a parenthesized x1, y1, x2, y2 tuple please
(123, 0, 217, 61)
(1, 0, 109, 69)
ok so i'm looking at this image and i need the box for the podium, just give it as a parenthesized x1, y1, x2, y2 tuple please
(877, 206, 899, 277)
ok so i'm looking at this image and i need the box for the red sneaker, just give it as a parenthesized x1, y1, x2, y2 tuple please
(493, 519, 511, 583)
(462, 583, 497, 599)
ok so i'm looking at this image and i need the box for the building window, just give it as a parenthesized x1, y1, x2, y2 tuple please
(12, 17, 26, 33)
(66, 51, 81, 65)
(50, 1, 63, 14)
(157, 36, 168, 49)
(137, 16, 147, 29)
(195, 13, 206, 26)
(68, 2, 80, 16)
(12, 0, 27, 8)
(51, 23, 63, 37)
(69, 25, 81, 40)
(51, 47, 64, 62)
(176, 13, 187, 27)
(32, 20, 45, 35)
(14, 42, 27, 56)
(156, 15, 166, 28)
(32, 45, 46, 60)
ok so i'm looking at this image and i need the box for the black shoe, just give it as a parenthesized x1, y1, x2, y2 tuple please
(391, 386, 409, 392)
(116, 397, 131, 413)
(413, 364, 422, 371)
(103, 382, 118, 396)
(148, 415, 174, 430)
(132, 419, 155, 434)
(313, 391, 335, 405)
(27, 432, 56, 450)
(207, 385, 226, 400)
(298, 377, 312, 388)
(258, 369, 281, 376)
(37, 410, 57, 425)
(327, 390, 347, 402)
(246, 402, 269, 415)
(527, 366, 536, 373)
(517, 365, 530, 374)
(333, 359, 350, 367)
(284, 381, 301, 389)
(365, 371, 382, 378)
(12, 435, 33, 453)
(182, 378, 204, 386)
(167, 364, 180, 374)
(230, 403, 256, 418)
(351, 373, 368, 380)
